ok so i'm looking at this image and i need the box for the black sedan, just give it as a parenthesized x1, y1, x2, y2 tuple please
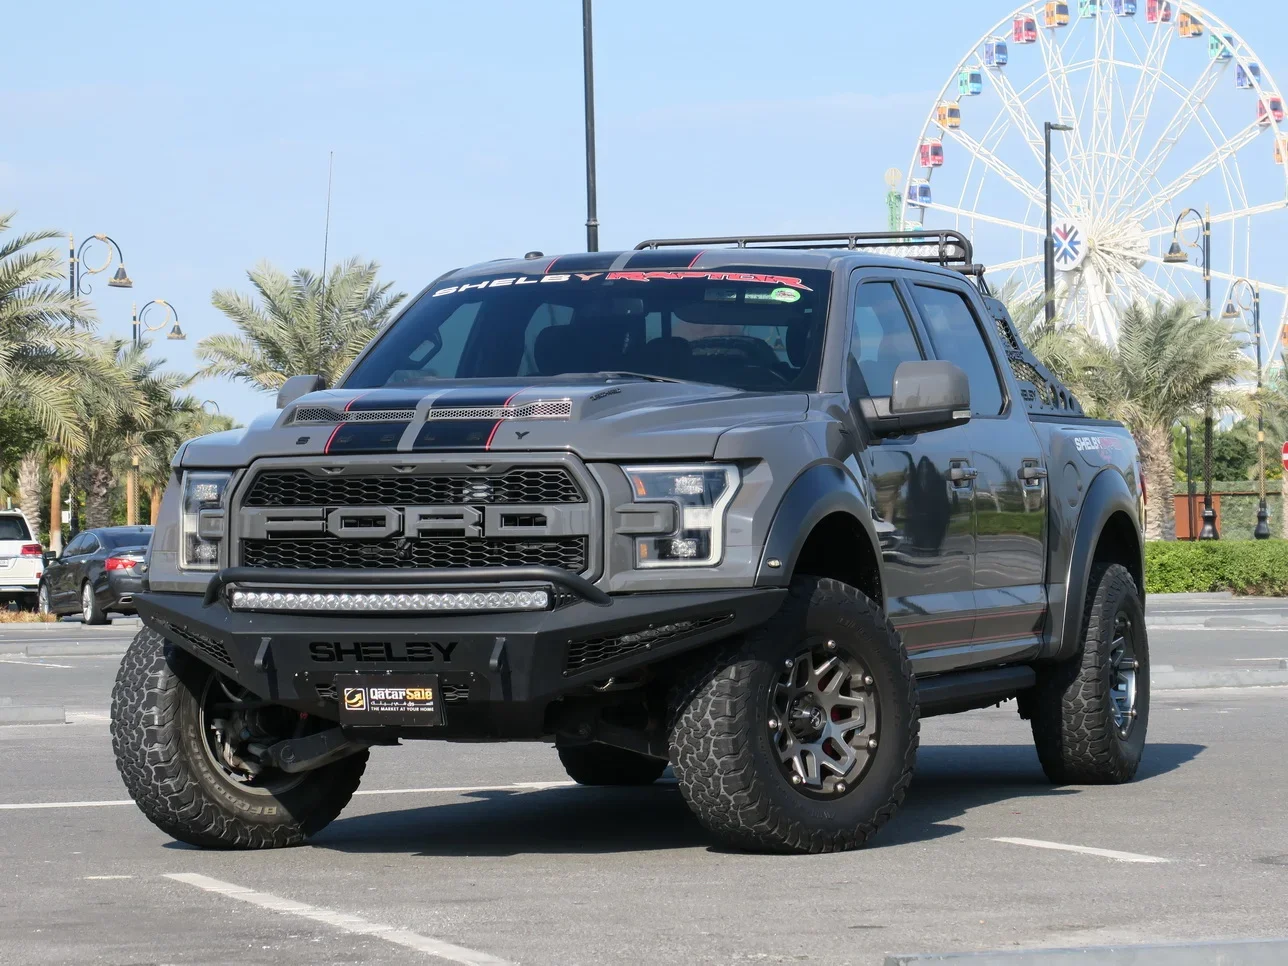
(39, 526, 153, 624)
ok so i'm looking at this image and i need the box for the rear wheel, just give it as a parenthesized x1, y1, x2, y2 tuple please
(668, 577, 917, 854)
(111, 628, 367, 848)
(80, 581, 108, 625)
(1028, 563, 1149, 784)
(557, 743, 667, 786)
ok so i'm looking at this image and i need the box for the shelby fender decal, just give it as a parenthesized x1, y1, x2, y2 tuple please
(1073, 435, 1124, 460)
(431, 271, 812, 297)
(309, 641, 459, 663)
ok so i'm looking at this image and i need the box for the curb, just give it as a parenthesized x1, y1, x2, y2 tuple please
(1153, 668, 1288, 690)
(0, 705, 66, 726)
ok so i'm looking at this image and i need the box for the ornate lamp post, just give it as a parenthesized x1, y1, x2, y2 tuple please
(125, 301, 186, 525)
(69, 234, 132, 298)
(1165, 206, 1219, 540)
(1222, 280, 1272, 539)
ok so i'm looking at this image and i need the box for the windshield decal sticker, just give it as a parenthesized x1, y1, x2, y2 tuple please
(431, 271, 812, 298)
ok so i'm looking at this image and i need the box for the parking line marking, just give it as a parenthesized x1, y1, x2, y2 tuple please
(0, 780, 582, 811)
(84, 875, 134, 880)
(991, 837, 1169, 863)
(165, 873, 510, 965)
(0, 658, 73, 668)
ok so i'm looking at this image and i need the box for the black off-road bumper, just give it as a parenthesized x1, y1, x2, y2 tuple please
(134, 582, 785, 738)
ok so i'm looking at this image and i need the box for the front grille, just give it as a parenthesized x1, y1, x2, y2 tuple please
(241, 536, 587, 572)
(565, 614, 733, 674)
(242, 468, 582, 507)
(157, 620, 235, 670)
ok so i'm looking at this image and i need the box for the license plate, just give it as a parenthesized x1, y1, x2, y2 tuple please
(335, 673, 444, 727)
(0, 557, 13, 569)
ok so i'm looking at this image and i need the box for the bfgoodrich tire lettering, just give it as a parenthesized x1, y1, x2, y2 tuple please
(668, 577, 918, 854)
(1028, 563, 1149, 784)
(110, 627, 367, 849)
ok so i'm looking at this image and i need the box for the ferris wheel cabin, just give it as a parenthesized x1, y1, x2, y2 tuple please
(1112, 0, 1137, 15)
(1258, 96, 1285, 126)
(1178, 12, 1203, 38)
(1147, 0, 1173, 24)
(1079, 0, 1098, 18)
(1237, 63, 1262, 90)
(1275, 138, 1288, 166)
(1209, 33, 1233, 60)
(1013, 16, 1038, 42)
(958, 69, 984, 96)
(1045, 3, 1070, 27)
(920, 139, 945, 168)
(937, 102, 962, 129)
(985, 38, 1009, 67)
(907, 180, 932, 207)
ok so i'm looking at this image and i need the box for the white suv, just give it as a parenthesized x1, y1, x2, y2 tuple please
(0, 511, 44, 610)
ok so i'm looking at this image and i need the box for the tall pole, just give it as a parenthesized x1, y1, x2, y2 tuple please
(1254, 287, 1271, 539)
(69, 235, 77, 299)
(1044, 123, 1055, 324)
(127, 302, 139, 526)
(581, 0, 600, 252)
(1185, 422, 1196, 540)
(1199, 206, 1219, 540)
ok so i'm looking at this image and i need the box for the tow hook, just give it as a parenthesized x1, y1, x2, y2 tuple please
(253, 727, 370, 774)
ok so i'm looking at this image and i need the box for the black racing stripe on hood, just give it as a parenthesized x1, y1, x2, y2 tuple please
(411, 420, 496, 451)
(324, 421, 410, 454)
(545, 252, 620, 273)
(624, 249, 703, 270)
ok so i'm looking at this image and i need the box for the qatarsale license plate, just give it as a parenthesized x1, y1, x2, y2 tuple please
(335, 673, 444, 726)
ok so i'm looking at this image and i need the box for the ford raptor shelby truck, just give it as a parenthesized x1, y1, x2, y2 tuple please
(111, 231, 1148, 854)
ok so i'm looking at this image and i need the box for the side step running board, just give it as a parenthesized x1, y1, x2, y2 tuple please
(917, 666, 1037, 718)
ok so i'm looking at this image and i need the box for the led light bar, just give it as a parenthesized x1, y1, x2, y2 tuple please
(229, 589, 551, 613)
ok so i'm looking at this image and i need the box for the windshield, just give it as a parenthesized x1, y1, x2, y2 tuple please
(344, 267, 833, 393)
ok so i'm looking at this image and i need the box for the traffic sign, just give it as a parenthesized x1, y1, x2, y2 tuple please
(1282, 440, 1288, 472)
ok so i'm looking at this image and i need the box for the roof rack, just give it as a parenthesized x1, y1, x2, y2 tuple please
(634, 230, 983, 274)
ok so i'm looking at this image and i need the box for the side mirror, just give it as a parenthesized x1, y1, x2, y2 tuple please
(277, 374, 328, 409)
(43, 550, 55, 566)
(886, 361, 972, 435)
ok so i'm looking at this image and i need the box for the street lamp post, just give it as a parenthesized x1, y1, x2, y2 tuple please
(69, 234, 132, 298)
(581, 0, 599, 253)
(126, 301, 186, 525)
(1165, 206, 1218, 540)
(1044, 122, 1073, 324)
(1222, 280, 1272, 539)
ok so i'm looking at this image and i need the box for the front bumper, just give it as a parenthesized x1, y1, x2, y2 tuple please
(135, 583, 785, 735)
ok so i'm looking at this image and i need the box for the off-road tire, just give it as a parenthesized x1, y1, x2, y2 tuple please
(1028, 563, 1149, 784)
(110, 627, 367, 849)
(557, 743, 668, 785)
(81, 581, 108, 624)
(668, 576, 918, 854)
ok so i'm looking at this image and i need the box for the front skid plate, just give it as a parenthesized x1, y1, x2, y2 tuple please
(135, 587, 786, 722)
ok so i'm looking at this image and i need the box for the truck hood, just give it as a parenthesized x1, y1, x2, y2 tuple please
(179, 380, 809, 467)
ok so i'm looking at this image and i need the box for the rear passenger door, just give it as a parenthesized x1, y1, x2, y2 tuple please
(908, 281, 1048, 663)
(848, 272, 977, 656)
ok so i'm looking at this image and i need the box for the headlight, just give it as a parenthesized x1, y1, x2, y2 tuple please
(180, 471, 231, 571)
(623, 464, 740, 568)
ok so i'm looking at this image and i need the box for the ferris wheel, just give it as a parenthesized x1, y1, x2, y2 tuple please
(903, 0, 1288, 374)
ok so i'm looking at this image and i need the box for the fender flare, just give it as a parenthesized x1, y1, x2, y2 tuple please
(1053, 467, 1143, 661)
(754, 462, 881, 594)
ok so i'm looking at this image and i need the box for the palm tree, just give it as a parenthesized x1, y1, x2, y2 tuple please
(1003, 289, 1092, 390)
(1074, 299, 1252, 541)
(197, 257, 405, 392)
(74, 340, 195, 528)
(0, 212, 99, 466)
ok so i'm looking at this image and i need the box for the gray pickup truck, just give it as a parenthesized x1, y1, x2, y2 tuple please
(111, 231, 1148, 854)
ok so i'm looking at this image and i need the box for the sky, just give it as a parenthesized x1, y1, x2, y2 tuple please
(5, 0, 1287, 426)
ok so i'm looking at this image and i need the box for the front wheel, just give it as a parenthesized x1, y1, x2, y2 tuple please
(1027, 563, 1149, 784)
(81, 581, 108, 625)
(668, 577, 918, 854)
(110, 628, 367, 849)
(37, 584, 53, 616)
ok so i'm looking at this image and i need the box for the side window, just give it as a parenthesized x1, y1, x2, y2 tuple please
(911, 285, 1005, 416)
(64, 534, 87, 556)
(848, 281, 924, 398)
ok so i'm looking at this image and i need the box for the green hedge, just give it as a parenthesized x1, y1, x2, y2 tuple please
(1146, 540, 1288, 596)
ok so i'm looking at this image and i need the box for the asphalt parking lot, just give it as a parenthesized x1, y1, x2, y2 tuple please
(1, 596, 1286, 965)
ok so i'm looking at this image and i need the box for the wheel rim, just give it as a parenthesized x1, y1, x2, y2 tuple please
(81, 584, 91, 615)
(769, 639, 879, 797)
(1109, 613, 1139, 738)
(195, 675, 307, 797)
(38, 586, 50, 614)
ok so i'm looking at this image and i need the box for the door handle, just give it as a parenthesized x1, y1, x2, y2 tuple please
(1019, 464, 1048, 483)
(949, 465, 978, 484)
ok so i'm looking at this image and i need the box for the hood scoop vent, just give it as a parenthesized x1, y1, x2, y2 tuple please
(427, 399, 572, 421)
